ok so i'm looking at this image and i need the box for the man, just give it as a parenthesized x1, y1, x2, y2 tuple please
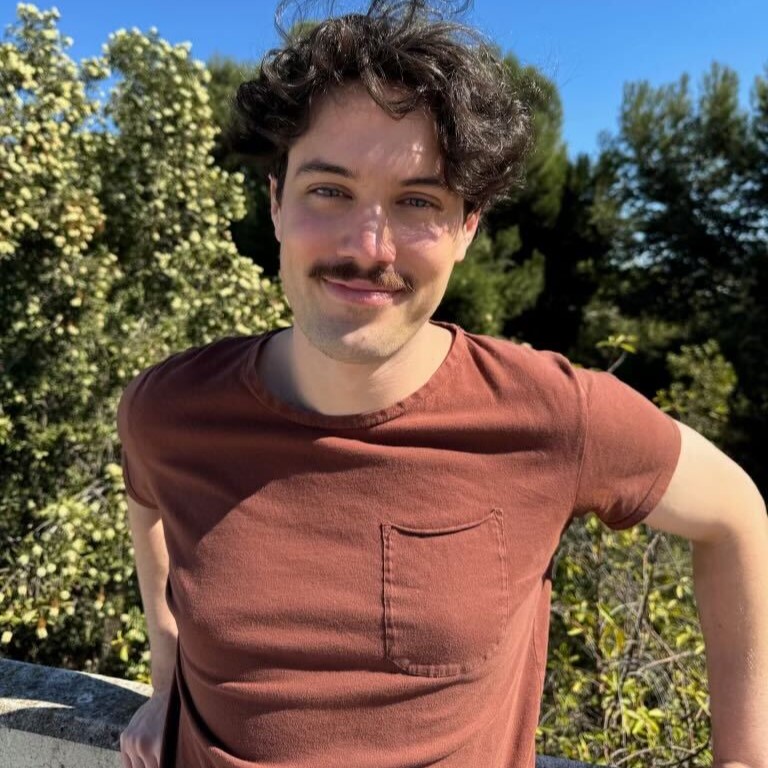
(117, 2, 768, 767)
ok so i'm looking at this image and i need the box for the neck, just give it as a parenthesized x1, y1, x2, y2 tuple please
(260, 322, 453, 416)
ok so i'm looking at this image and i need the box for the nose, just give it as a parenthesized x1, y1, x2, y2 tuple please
(337, 205, 396, 265)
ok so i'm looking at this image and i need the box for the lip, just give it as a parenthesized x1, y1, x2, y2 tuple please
(321, 278, 403, 306)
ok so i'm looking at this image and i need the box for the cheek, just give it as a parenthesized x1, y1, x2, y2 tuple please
(390, 219, 457, 273)
(395, 218, 447, 247)
(281, 207, 339, 254)
(397, 222, 462, 271)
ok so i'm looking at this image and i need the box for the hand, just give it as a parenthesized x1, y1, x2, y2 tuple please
(119, 688, 172, 768)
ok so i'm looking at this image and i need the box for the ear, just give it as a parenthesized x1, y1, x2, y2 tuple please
(269, 174, 282, 243)
(455, 209, 481, 263)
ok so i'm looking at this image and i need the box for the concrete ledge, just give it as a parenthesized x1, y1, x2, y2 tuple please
(0, 657, 150, 767)
(0, 657, 604, 767)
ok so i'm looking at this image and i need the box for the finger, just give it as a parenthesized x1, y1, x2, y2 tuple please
(139, 741, 160, 768)
(121, 742, 147, 768)
(119, 732, 134, 768)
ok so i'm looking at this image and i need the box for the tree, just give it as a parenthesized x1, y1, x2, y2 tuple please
(435, 226, 544, 336)
(595, 62, 768, 493)
(0, 4, 288, 676)
(205, 56, 280, 277)
(479, 56, 612, 352)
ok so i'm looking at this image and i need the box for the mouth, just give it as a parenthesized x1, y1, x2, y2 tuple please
(320, 278, 403, 306)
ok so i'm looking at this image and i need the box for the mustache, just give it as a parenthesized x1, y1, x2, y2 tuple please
(308, 262, 415, 293)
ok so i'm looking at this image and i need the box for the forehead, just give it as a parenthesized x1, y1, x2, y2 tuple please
(286, 84, 445, 180)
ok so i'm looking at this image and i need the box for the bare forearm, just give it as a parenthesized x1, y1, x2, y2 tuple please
(127, 501, 179, 692)
(147, 630, 178, 693)
(693, 506, 768, 767)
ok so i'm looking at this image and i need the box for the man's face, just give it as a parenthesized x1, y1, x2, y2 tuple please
(269, 83, 480, 364)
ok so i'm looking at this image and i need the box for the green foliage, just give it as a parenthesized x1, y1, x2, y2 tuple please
(594, 59, 768, 491)
(501, 54, 568, 229)
(205, 54, 258, 155)
(541, 517, 711, 767)
(206, 56, 280, 276)
(1, 466, 137, 671)
(1, 4, 289, 678)
(655, 340, 738, 443)
(479, 63, 611, 353)
(573, 296, 683, 375)
(437, 227, 544, 336)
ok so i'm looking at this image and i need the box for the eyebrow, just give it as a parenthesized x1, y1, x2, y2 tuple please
(293, 159, 447, 188)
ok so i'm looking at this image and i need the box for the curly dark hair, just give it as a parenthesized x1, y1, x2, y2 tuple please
(227, 0, 535, 214)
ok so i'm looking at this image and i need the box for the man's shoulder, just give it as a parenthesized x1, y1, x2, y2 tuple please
(120, 332, 263, 409)
(458, 327, 581, 387)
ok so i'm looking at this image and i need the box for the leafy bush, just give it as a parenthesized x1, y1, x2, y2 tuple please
(0, 3, 288, 678)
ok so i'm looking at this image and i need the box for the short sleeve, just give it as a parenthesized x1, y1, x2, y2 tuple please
(116, 371, 160, 509)
(572, 367, 682, 530)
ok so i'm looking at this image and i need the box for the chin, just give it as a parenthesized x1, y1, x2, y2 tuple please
(298, 316, 417, 365)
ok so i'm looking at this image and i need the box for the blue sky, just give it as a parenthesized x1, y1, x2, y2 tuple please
(4, 1, 767, 158)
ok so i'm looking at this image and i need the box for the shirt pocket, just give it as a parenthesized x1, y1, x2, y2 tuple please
(381, 508, 508, 678)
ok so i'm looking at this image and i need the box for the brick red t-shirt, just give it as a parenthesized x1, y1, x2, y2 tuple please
(117, 321, 681, 768)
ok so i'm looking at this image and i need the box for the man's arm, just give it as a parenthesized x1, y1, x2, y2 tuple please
(126, 495, 178, 692)
(643, 419, 768, 768)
